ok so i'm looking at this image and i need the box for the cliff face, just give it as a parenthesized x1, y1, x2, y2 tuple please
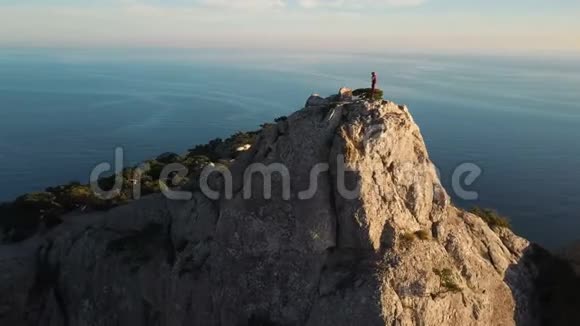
(0, 95, 578, 325)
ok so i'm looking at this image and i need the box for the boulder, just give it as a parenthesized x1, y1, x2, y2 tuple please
(235, 144, 252, 152)
(305, 94, 328, 107)
(338, 87, 353, 101)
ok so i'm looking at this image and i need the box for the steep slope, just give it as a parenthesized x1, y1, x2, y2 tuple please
(0, 94, 577, 325)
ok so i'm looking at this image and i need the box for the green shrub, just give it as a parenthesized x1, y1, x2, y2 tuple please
(69, 185, 92, 199)
(470, 207, 511, 229)
(97, 174, 117, 191)
(141, 180, 161, 195)
(433, 268, 461, 293)
(144, 160, 166, 180)
(48, 184, 111, 211)
(353, 88, 384, 101)
(156, 152, 181, 164)
(183, 155, 211, 174)
(228, 131, 258, 147)
(188, 138, 224, 161)
(13, 192, 60, 211)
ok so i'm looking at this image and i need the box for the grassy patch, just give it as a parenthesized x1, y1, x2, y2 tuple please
(470, 207, 511, 229)
(353, 88, 384, 101)
(400, 230, 430, 247)
(13, 192, 60, 211)
(400, 232, 416, 244)
(433, 268, 461, 293)
(414, 230, 430, 241)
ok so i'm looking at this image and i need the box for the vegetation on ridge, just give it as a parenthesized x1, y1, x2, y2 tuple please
(470, 207, 511, 229)
(353, 88, 384, 101)
(0, 130, 260, 244)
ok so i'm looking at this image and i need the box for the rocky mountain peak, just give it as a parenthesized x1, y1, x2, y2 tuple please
(0, 92, 578, 325)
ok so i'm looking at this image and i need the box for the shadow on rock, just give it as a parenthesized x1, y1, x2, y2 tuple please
(506, 243, 580, 326)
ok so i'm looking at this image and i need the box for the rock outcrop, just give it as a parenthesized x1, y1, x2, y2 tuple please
(0, 94, 578, 326)
(305, 94, 328, 107)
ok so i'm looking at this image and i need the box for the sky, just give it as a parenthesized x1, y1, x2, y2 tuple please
(0, 0, 579, 53)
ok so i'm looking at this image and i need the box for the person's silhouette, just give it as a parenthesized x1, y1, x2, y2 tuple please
(371, 72, 377, 99)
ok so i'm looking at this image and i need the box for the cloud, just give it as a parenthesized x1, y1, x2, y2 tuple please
(297, 0, 426, 9)
(121, 0, 423, 11)
(0, 0, 424, 13)
(199, 0, 286, 10)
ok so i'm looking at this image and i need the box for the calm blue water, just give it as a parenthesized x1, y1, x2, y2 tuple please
(0, 49, 579, 248)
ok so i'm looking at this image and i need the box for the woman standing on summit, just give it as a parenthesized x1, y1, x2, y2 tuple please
(371, 72, 377, 98)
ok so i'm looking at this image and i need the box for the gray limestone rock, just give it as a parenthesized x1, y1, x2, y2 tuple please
(0, 96, 578, 326)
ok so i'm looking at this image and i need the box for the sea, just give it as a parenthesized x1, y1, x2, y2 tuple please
(0, 48, 579, 249)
